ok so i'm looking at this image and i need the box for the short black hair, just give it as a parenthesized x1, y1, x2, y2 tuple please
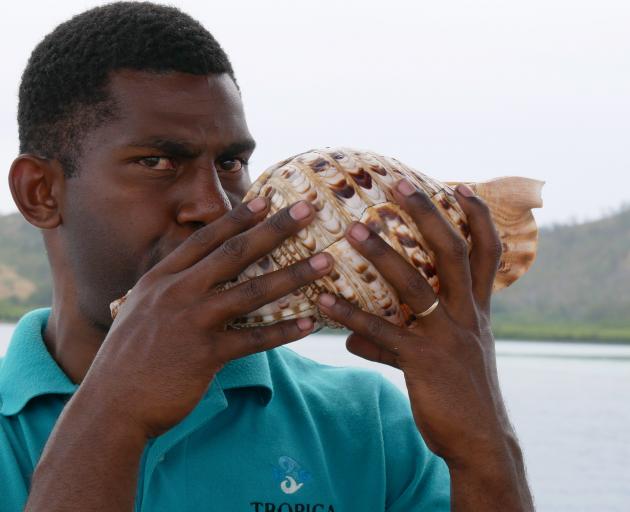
(18, 1, 236, 177)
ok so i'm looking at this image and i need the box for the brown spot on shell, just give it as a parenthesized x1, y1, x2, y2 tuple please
(333, 182, 355, 199)
(412, 255, 436, 279)
(439, 197, 451, 210)
(458, 220, 471, 239)
(397, 235, 418, 248)
(421, 262, 437, 279)
(377, 206, 401, 221)
(370, 164, 387, 176)
(258, 257, 271, 270)
(310, 158, 329, 172)
(351, 168, 373, 189)
(331, 151, 345, 160)
(366, 220, 382, 233)
(362, 271, 377, 283)
(262, 186, 275, 198)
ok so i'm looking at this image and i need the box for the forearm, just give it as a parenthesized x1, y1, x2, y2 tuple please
(448, 433, 535, 511)
(25, 387, 147, 512)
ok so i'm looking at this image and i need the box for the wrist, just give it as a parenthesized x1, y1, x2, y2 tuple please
(72, 379, 149, 447)
(446, 426, 524, 473)
(446, 430, 534, 511)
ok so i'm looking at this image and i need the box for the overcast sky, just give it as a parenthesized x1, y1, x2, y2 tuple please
(1, 0, 628, 226)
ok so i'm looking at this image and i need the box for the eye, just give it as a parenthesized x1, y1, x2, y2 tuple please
(218, 158, 247, 173)
(137, 156, 176, 171)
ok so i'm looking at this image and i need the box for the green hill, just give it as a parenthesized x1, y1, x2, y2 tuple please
(1, 208, 629, 341)
(0, 214, 52, 319)
(491, 207, 630, 341)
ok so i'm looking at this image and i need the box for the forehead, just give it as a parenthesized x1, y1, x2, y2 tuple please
(103, 70, 249, 145)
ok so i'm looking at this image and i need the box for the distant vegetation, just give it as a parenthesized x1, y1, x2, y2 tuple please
(491, 206, 630, 342)
(1, 207, 629, 341)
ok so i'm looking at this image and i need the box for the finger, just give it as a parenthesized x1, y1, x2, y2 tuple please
(217, 317, 315, 362)
(318, 293, 414, 354)
(454, 185, 502, 311)
(157, 196, 270, 275)
(345, 222, 447, 320)
(189, 200, 316, 286)
(346, 333, 400, 369)
(392, 179, 474, 308)
(210, 252, 333, 322)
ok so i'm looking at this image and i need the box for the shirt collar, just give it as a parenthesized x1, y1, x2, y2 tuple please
(0, 308, 274, 416)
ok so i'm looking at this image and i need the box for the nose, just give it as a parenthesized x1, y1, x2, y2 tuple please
(175, 165, 232, 227)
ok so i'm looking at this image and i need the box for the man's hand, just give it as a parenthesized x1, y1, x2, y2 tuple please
(317, 180, 534, 511)
(84, 196, 333, 439)
(26, 197, 334, 512)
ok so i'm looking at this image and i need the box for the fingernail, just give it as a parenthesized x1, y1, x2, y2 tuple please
(318, 293, 336, 307)
(349, 223, 370, 241)
(309, 253, 330, 271)
(289, 201, 311, 220)
(397, 179, 416, 197)
(456, 184, 475, 197)
(297, 317, 314, 331)
(247, 197, 267, 212)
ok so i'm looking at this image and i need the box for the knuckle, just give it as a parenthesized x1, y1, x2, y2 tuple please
(220, 235, 248, 261)
(241, 277, 269, 301)
(338, 301, 355, 323)
(189, 226, 215, 246)
(488, 235, 503, 262)
(363, 235, 389, 258)
(446, 237, 468, 261)
(266, 208, 294, 235)
(411, 192, 438, 216)
(366, 315, 385, 339)
(279, 321, 296, 341)
(287, 261, 311, 284)
(402, 272, 429, 297)
(226, 205, 253, 226)
(247, 328, 268, 351)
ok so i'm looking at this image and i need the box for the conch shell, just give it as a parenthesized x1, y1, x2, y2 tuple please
(111, 148, 543, 329)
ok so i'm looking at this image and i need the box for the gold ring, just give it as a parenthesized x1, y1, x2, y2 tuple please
(416, 297, 440, 318)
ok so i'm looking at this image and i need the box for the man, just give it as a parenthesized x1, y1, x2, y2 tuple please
(1, 2, 533, 511)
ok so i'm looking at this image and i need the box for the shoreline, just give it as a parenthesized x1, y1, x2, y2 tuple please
(2, 321, 629, 345)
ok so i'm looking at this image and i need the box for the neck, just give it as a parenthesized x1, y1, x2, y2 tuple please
(43, 304, 107, 385)
(42, 263, 109, 385)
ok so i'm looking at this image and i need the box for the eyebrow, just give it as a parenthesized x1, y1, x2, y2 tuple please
(126, 137, 257, 159)
(218, 139, 257, 158)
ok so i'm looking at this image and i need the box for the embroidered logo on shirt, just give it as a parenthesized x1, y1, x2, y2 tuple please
(272, 456, 311, 495)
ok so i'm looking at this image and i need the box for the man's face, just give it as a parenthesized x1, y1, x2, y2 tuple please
(61, 70, 255, 329)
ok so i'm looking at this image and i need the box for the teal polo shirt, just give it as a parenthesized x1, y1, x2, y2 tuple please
(0, 308, 450, 511)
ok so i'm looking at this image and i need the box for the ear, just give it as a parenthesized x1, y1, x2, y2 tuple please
(8, 155, 65, 229)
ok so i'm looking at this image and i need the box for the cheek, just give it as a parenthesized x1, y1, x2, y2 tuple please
(63, 192, 166, 319)
(66, 214, 147, 295)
